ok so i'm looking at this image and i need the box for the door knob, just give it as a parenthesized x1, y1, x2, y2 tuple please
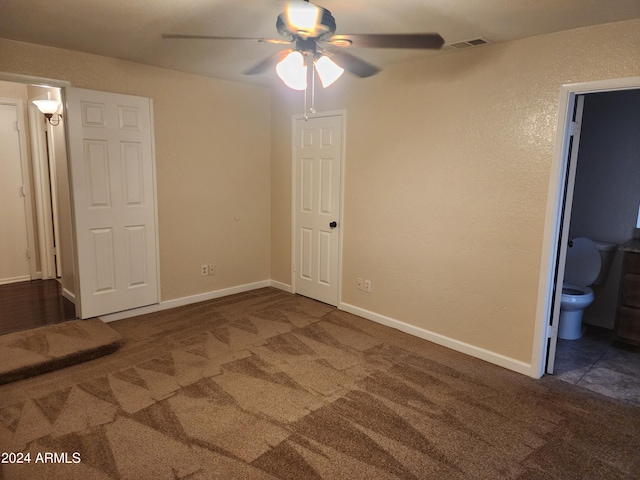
(329, 221, 337, 228)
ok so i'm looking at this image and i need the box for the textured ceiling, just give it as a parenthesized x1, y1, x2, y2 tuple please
(1, 0, 639, 86)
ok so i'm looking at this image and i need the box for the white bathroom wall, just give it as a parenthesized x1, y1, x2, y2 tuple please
(569, 89, 640, 329)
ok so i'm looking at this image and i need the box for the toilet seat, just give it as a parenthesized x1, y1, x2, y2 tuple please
(562, 283, 592, 297)
(561, 283, 594, 308)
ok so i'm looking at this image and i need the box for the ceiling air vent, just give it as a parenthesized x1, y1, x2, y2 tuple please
(449, 38, 491, 49)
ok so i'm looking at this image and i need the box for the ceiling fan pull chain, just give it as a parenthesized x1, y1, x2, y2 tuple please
(310, 61, 317, 115)
(303, 83, 309, 121)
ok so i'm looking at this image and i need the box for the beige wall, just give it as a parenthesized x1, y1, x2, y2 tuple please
(271, 19, 640, 368)
(0, 38, 272, 302)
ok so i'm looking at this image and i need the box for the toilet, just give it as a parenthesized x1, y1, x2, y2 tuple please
(558, 237, 616, 340)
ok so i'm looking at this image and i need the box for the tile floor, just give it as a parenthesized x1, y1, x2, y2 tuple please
(553, 325, 640, 406)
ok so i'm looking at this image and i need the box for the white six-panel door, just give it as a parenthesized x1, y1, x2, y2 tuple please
(66, 88, 158, 319)
(293, 114, 343, 306)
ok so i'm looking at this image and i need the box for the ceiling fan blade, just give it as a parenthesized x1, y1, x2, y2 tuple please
(324, 48, 380, 78)
(162, 34, 291, 45)
(327, 33, 445, 50)
(244, 50, 292, 75)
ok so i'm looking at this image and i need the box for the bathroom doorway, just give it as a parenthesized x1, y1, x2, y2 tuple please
(540, 78, 640, 405)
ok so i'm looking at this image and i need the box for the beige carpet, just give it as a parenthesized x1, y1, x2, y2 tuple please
(0, 287, 639, 479)
(0, 319, 122, 385)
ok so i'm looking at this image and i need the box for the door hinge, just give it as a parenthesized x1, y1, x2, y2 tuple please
(15, 121, 20, 132)
(51, 247, 57, 256)
(569, 120, 582, 137)
(547, 324, 558, 339)
(19, 186, 26, 197)
(26, 248, 32, 259)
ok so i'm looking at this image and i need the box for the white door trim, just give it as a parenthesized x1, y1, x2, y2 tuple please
(48, 115, 63, 279)
(533, 76, 640, 378)
(28, 97, 58, 279)
(291, 110, 346, 306)
(545, 94, 585, 375)
(0, 97, 38, 281)
(0, 72, 71, 89)
(148, 99, 162, 309)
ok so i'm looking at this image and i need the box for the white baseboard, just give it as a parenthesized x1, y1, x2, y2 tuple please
(0, 275, 31, 286)
(339, 301, 536, 378)
(62, 288, 75, 303)
(270, 280, 293, 293)
(99, 280, 273, 323)
(95, 278, 534, 377)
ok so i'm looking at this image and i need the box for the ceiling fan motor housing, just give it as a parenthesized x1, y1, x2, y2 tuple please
(276, 7, 336, 41)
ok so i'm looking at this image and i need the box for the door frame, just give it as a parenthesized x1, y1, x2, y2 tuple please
(543, 94, 586, 375)
(533, 76, 640, 378)
(0, 96, 38, 282)
(28, 95, 60, 280)
(291, 110, 346, 305)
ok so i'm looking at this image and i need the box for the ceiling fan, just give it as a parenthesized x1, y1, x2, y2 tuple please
(162, 0, 445, 91)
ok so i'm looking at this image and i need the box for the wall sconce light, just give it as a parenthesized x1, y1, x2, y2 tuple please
(33, 99, 62, 126)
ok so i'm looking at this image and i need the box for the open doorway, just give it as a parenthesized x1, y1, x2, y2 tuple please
(537, 77, 640, 406)
(0, 76, 76, 334)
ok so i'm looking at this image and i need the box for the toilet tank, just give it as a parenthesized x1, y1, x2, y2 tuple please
(592, 241, 617, 285)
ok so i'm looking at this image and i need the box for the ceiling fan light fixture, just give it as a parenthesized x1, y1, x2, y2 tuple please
(314, 55, 344, 88)
(276, 50, 308, 90)
(286, 1, 321, 37)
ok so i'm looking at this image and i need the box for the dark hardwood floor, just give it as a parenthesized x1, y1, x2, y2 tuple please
(0, 280, 76, 335)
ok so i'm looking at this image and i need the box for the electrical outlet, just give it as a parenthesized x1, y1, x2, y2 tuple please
(357, 277, 363, 290)
(201, 265, 208, 276)
(364, 280, 371, 293)
(208, 264, 216, 275)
